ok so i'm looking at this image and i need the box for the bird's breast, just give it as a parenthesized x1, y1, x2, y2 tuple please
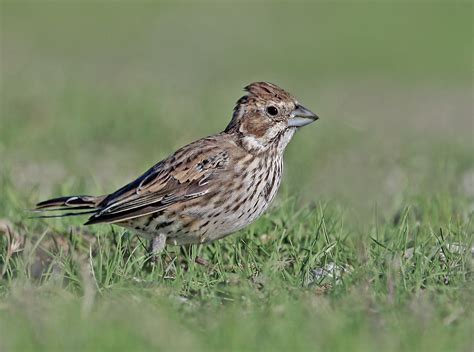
(199, 152, 284, 240)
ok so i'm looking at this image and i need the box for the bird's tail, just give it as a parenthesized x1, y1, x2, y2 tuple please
(33, 195, 105, 219)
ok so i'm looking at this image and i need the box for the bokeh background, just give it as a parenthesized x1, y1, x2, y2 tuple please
(1, 1, 473, 219)
(0, 3, 473, 351)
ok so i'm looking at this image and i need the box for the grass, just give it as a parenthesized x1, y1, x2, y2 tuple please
(1, 1, 473, 351)
(0, 190, 472, 351)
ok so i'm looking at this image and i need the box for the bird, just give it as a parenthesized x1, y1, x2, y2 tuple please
(35, 82, 319, 256)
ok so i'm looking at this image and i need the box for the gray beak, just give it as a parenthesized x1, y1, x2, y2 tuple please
(288, 104, 319, 128)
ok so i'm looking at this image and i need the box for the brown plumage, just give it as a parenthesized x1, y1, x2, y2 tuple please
(35, 82, 319, 253)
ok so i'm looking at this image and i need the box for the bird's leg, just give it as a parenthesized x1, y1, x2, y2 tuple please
(147, 233, 167, 265)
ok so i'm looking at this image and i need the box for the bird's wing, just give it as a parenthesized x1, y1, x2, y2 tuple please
(85, 140, 231, 225)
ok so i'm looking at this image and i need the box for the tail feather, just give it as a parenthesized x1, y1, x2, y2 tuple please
(33, 195, 105, 219)
(33, 206, 96, 212)
(36, 195, 102, 210)
(32, 210, 98, 219)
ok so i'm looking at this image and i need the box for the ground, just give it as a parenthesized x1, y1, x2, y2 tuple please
(0, 2, 473, 351)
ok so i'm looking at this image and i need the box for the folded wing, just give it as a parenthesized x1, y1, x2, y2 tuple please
(85, 142, 230, 225)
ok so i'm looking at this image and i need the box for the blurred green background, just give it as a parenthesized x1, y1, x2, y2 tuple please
(1, 1, 473, 216)
(0, 3, 473, 351)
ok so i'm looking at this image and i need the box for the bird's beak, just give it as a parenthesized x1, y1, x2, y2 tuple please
(288, 104, 319, 128)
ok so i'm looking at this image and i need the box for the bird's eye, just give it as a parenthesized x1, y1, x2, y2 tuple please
(266, 106, 278, 116)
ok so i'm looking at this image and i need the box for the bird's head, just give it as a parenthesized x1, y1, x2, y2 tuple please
(225, 82, 318, 153)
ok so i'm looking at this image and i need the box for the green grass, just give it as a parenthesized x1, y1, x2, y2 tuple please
(0, 189, 472, 351)
(1, 1, 473, 351)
